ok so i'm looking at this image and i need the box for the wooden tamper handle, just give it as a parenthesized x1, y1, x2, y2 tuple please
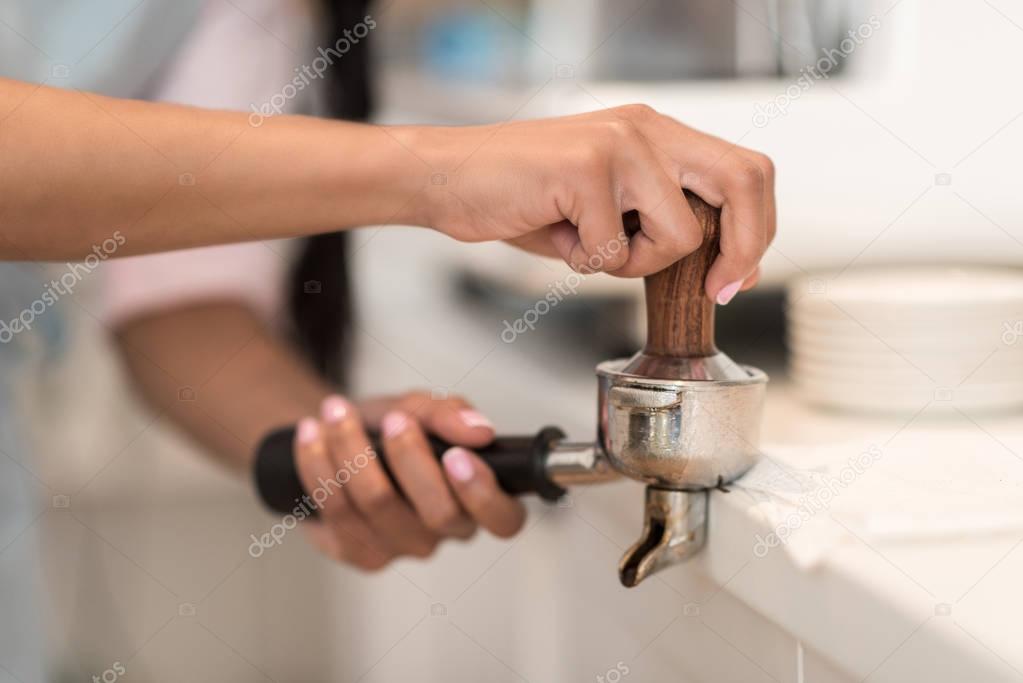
(624, 190, 721, 361)
(643, 191, 720, 358)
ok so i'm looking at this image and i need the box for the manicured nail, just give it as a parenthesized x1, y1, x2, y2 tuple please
(297, 418, 320, 445)
(381, 411, 410, 439)
(442, 447, 475, 483)
(716, 280, 742, 306)
(458, 409, 494, 431)
(321, 395, 348, 423)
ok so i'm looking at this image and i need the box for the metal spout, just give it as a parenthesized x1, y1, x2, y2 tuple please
(618, 487, 708, 587)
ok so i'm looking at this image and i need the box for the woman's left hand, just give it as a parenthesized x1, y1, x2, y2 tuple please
(296, 391, 526, 571)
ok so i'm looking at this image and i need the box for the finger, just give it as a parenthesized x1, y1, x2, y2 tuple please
(704, 152, 771, 303)
(551, 178, 629, 273)
(381, 411, 476, 539)
(741, 266, 761, 291)
(361, 392, 496, 449)
(610, 140, 703, 279)
(295, 414, 394, 568)
(724, 148, 774, 296)
(745, 149, 777, 247)
(293, 417, 347, 519)
(624, 114, 770, 298)
(442, 447, 526, 538)
(548, 221, 588, 273)
(302, 519, 343, 559)
(415, 398, 496, 449)
(320, 395, 439, 558)
(504, 229, 561, 259)
(303, 519, 392, 572)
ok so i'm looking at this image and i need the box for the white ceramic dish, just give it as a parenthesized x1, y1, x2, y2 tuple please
(793, 376, 1023, 413)
(787, 329, 1017, 354)
(786, 341, 1023, 366)
(787, 266, 1023, 414)
(790, 362, 1023, 388)
(788, 266, 1023, 308)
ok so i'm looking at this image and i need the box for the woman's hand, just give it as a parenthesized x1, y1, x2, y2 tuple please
(404, 104, 775, 301)
(294, 392, 526, 570)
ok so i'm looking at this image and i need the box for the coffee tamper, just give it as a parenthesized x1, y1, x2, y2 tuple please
(254, 192, 767, 587)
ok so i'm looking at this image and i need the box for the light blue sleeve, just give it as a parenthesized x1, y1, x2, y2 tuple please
(0, 264, 58, 682)
(0, 4, 202, 678)
(0, 0, 203, 96)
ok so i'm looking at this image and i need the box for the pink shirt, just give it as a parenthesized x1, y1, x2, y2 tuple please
(102, 0, 316, 326)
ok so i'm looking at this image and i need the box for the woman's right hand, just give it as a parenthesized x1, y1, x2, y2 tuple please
(401, 104, 775, 302)
(293, 393, 526, 571)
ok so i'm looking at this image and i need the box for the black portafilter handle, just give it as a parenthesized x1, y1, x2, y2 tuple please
(254, 425, 568, 516)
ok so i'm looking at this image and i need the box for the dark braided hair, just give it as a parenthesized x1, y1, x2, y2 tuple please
(288, 0, 373, 386)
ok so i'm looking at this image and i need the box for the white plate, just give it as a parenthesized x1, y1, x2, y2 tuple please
(788, 266, 1023, 309)
(788, 297, 1023, 320)
(788, 309, 1023, 335)
(787, 327, 1018, 353)
(787, 343, 1023, 369)
(787, 266, 1023, 414)
(790, 360, 1023, 387)
(793, 377, 1023, 414)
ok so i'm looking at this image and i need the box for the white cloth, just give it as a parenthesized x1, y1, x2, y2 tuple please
(735, 430, 1023, 570)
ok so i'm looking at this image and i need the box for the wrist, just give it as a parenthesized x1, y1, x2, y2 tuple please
(383, 125, 455, 229)
(384, 124, 495, 233)
(292, 118, 435, 230)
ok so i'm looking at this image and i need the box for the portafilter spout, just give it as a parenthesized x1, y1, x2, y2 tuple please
(618, 487, 707, 588)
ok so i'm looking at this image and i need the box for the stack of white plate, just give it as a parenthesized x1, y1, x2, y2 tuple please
(786, 266, 1023, 414)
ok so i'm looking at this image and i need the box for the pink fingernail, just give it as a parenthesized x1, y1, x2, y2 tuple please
(716, 280, 742, 306)
(381, 411, 410, 439)
(458, 409, 494, 431)
(442, 447, 474, 483)
(297, 418, 320, 445)
(321, 395, 349, 423)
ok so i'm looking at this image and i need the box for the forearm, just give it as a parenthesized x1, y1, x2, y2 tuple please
(113, 302, 331, 473)
(0, 78, 428, 260)
(3, 82, 776, 286)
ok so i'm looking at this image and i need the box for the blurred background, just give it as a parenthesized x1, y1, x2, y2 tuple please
(3, 0, 1023, 681)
